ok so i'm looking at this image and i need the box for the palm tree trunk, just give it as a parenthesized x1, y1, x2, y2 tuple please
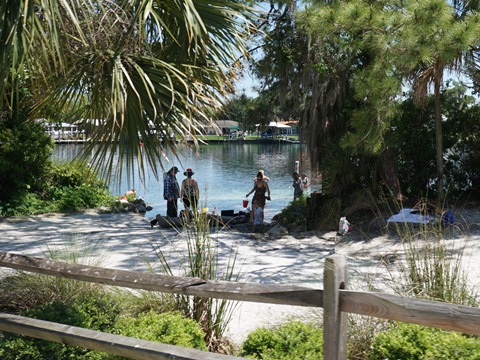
(434, 75, 444, 204)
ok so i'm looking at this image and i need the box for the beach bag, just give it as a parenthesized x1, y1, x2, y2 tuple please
(338, 217, 350, 235)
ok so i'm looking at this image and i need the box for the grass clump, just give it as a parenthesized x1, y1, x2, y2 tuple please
(148, 208, 241, 353)
(238, 320, 323, 359)
(388, 206, 478, 306)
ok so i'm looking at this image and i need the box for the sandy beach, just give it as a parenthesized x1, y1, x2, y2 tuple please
(1, 206, 480, 345)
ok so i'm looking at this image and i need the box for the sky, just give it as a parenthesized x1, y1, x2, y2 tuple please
(234, 70, 259, 97)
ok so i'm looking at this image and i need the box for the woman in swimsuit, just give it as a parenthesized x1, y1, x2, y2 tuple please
(246, 171, 271, 225)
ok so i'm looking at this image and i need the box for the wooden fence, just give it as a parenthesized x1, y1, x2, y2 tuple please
(1, 251, 480, 359)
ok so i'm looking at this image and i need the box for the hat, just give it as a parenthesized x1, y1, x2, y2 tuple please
(184, 168, 195, 176)
(169, 166, 179, 174)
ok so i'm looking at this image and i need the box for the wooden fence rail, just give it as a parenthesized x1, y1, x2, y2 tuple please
(2, 251, 480, 359)
(0, 313, 242, 360)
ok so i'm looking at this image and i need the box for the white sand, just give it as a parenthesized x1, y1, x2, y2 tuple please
(1, 206, 479, 345)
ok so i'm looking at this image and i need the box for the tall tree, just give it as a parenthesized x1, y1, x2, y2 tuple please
(257, 0, 480, 204)
(394, 0, 480, 203)
(0, 0, 255, 181)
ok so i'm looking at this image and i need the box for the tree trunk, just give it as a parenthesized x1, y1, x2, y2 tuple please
(434, 75, 444, 204)
(380, 147, 405, 200)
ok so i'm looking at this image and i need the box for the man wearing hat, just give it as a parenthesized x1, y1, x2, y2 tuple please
(163, 166, 180, 217)
(180, 168, 199, 221)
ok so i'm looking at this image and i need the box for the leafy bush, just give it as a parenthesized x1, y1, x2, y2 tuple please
(48, 161, 106, 189)
(239, 321, 323, 359)
(0, 117, 54, 203)
(112, 311, 207, 351)
(276, 196, 308, 229)
(369, 323, 480, 360)
(0, 192, 57, 216)
(51, 184, 113, 212)
(0, 293, 122, 360)
(0, 160, 114, 216)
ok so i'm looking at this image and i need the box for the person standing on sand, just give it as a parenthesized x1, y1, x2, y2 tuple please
(246, 171, 271, 225)
(163, 166, 180, 217)
(180, 168, 199, 220)
(292, 172, 304, 200)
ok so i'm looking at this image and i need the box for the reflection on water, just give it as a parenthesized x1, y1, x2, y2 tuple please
(51, 143, 311, 221)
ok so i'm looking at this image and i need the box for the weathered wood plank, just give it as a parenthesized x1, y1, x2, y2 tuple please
(0, 313, 243, 360)
(323, 255, 348, 360)
(340, 290, 480, 335)
(0, 252, 323, 307)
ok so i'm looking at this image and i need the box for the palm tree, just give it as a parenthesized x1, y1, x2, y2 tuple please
(397, 0, 480, 203)
(0, 0, 255, 180)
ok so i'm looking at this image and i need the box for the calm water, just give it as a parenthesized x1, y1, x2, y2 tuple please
(51, 143, 311, 221)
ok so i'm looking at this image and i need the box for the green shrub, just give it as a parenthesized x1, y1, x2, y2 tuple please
(113, 311, 207, 351)
(0, 292, 122, 360)
(239, 321, 323, 359)
(0, 192, 57, 216)
(52, 184, 113, 212)
(0, 117, 54, 203)
(0, 160, 114, 216)
(276, 196, 308, 229)
(48, 161, 106, 189)
(369, 323, 480, 360)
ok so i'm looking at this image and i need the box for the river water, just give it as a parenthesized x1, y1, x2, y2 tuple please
(52, 142, 311, 221)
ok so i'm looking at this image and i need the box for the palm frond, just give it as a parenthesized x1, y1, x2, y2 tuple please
(2, 0, 256, 183)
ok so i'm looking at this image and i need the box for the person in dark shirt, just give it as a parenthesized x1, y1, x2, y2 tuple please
(163, 166, 180, 217)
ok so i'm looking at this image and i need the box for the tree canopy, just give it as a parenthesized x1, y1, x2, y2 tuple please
(1, 0, 256, 181)
(250, 0, 480, 206)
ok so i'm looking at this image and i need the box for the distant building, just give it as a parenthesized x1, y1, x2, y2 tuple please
(36, 118, 85, 142)
(266, 120, 299, 136)
(204, 120, 240, 135)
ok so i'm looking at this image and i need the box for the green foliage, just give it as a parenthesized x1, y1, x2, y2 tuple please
(51, 184, 113, 212)
(276, 195, 308, 229)
(0, 192, 57, 216)
(239, 321, 323, 359)
(0, 160, 114, 216)
(113, 311, 207, 351)
(369, 323, 480, 360)
(48, 160, 105, 188)
(0, 118, 54, 202)
(0, 293, 122, 360)
(390, 84, 480, 199)
(149, 209, 240, 352)
(0, 236, 111, 314)
(2, 0, 257, 183)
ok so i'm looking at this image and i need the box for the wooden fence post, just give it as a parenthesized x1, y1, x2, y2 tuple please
(323, 255, 348, 360)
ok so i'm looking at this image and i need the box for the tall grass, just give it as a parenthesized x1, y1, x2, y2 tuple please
(387, 202, 478, 306)
(346, 202, 479, 359)
(0, 234, 110, 313)
(148, 209, 241, 353)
